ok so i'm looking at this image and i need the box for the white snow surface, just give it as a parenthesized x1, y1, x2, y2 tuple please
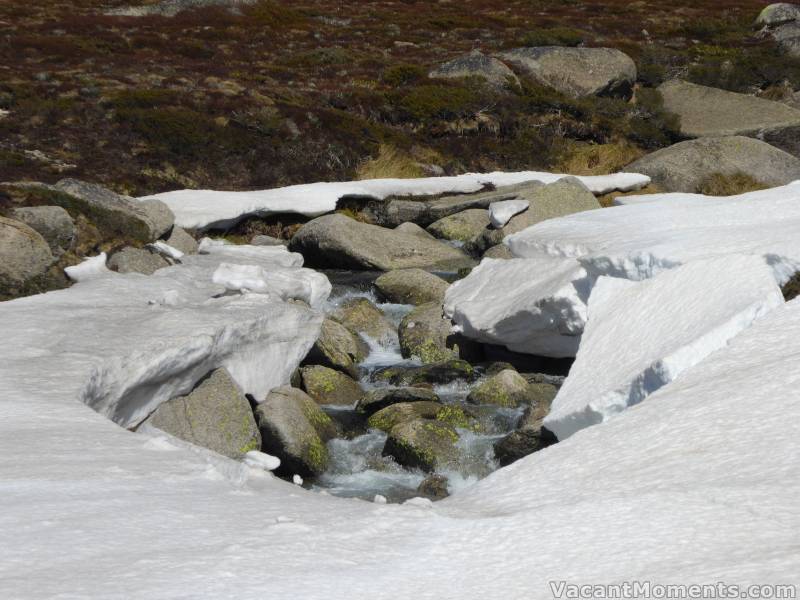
(544, 256, 784, 441)
(488, 199, 529, 228)
(507, 182, 800, 284)
(444, 256, 591, 357)
(197, 236, 304, 268)
(211, 262, 331, 309)
(2, 272, 800, 597)
(148, 240, 184, 259)
(140, 171, 650, 230)
(64, 252, 112, 282)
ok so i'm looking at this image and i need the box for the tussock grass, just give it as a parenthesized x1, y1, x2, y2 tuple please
(556, 140, 645, 176)
(697, 172, 768, 196)
(356, 144, 440, 180)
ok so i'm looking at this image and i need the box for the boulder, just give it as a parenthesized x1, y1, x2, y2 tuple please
(416, 474, 450, 500)
(54, 179, 174, 242)
(165, 226, 198, 254)
(493, 428, 553, 467)
(658, 80, 800, 156)
(254, 386, 336, 477)
(429, 50, 520, 89)
(0, 217, 55, 296)
(755, 3, 800, 26)
(375, 359, 474, 387)
(398, 302, 458, 364)
(251, 234, 288, 247)
(626, 136, 800, 193)
(12, 206, 75, 257)
(499, 47, 636, 98)
(393, 222, 437, 240)
(331, 297, 396, 343)
(300, 365, 364, 406)
(469, 178, 600, 254)
(367, 401, 444, 431)
(305, 318, 369, 377)
(483, 244, 514, 259)
(356, 387, 440, 416)
(383, 419, 459, 472)
(289, 214, 474, 271)
(373, 269, 450, 305)
(426, 209, 490, 244)
(108, 247, 170, 275)
(144, 368, 261, 459)
(467, 369, 533, 408)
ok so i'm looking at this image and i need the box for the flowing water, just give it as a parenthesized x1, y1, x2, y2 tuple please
(307, 271, 526, 503)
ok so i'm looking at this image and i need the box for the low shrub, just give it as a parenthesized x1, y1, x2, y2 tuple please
(383, 64, 428, 87)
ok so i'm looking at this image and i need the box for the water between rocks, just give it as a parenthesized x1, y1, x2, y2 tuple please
(305, 271, 526, 504)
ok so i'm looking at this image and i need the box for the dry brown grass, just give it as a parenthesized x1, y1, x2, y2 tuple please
(556, 140, 645, 176)
(597, 184, 663, 208)
(356, 144, 442, 180)
(697, 172, 769, 196)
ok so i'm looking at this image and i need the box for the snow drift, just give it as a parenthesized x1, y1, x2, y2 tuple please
(140, 171, 650, 230)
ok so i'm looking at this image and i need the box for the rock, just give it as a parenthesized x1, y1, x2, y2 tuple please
(300, 365, 364, 406)
(430, 50, 519, 89)
(393, 222, 437, 240)
(416, 474, 450, 500)
(374, 269, 450, 305)
(499, 47, 637, 98)
(525, 382, 559, 409)
(165, 227, 198, 255)
(483, 244, 514, 259)
(658, 80, 800, 156)
(426, 209, 490, 243)
(470, 178, 600, 254)
(367, 401, 444, 431)
(107, 0, 258, 17)
(375, 359, 475, 387)
(489, 199, 528, 228)
(305, 318, 369, 378)
(331, 297, 396, 343)
(467, 369, 534, 408)
(251, 234, 288, 247)
(770, 21, 800, 41)
(0, 217, 55, 296)
(108, 247, 170, 275)
(755, 3, 800, 26)
(356, 387, 440, 416)
(254, 386, 336, 477)
(54, 179, 174, 242)
(626, 136, 800, 193)
(12, 206, 75, 257)
(145, 368, 261, 459)
(383, 419, 459, 472)
(289, 214, 474, 271)
(493, 428, 553, 467)
(398, 302, 458, 364)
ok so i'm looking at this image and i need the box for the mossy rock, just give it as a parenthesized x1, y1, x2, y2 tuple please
(373, 269, 449, 305)
(357, 386, 439, 416)
(331, 297, 396, 343)
(383, 418, 460, 472)
(301, 365, 364, 406)
(426, 209, 490, 243)
(367, 401, 444, 432)
(375, 359, 474, 387)
(467, 369, 533, 408)
(305, 318, 369, 378)
(398, 302, 458, 364)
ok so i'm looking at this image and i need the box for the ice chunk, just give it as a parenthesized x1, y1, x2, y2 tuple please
(444, 256, 591, 357)
(244, 451, 281, 472)
(198, 237, 304, 268)
(488, 199, 528, 228)
(544, 255, 784, 440)
(64, 253, 113, 282)
(148, 240, 184, 260)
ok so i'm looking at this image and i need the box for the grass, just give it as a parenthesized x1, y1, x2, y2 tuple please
(697, 172, 769, 196)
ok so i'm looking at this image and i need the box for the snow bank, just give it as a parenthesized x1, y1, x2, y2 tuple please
(140, 171, 650, 230)
(198, 236, 304, 268)
(543, 256, 784, 440)
(211, 262, 331, 309)
(444, 256, 591, 357)
(507, 182, 800, 284)
(488, 199, 528, 228)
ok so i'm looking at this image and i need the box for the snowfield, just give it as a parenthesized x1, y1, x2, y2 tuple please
(140, 171, 650, 230)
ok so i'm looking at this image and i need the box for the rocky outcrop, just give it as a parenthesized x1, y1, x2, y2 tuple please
(331, 297, 396, 343)
(12, 206, 75, 257)
(383, 419, 459, 472)
(356, 387, 440, 416)
(627, 136, 800, 193)
(301, 365, 364, 406)
(499, 47, 637, 98)
(427, 209, 490, 244)
(398, 302, 458, 364)
(289, 214, 474, 271)
(373, 269, 450, 305)
(430, 50, 520, 88)
(305, 318, 369, 377)
(108, 247, 170, 275)
(0, 217, 55, 297)
(144, 368, 261, 459)
(658, 80, 800, 156)
(255, 386, 337, 477)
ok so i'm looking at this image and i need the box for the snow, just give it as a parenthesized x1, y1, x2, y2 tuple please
(507, 182, 800, 284)
(148, 240, 184, 260)
(488, 199, 529, 228)
(242, 451, 281, 472)
(198, 236, 305, 268)
(444, 256, 591, 357)
(140, 171, 650, 230)
(64, 252, 113, 282)
(211, 262, 331, 309)
(543, 256, 784, 440)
